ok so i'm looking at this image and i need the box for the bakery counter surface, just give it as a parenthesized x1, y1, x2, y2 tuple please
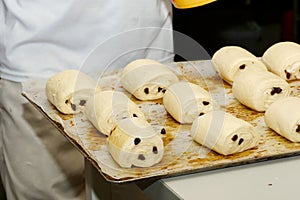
(158, 154, 300, 200)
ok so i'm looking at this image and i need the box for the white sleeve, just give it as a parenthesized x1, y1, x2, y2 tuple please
(120, 59, 178, 100)
(45, 69, 100, 114)
(212, 46, 267, 85)
(265, 97, 300, 142)
(232, 68, 291, 112)
(163, 81, 213, 124)
(108, 118, 164, 168)
(191, 111, 259, 155)
(85, 91, 146, 136)
(262, 41, 300, 81)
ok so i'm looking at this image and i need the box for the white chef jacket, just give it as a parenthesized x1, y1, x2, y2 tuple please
(0, 0, 174, 82)
(0, 1, 173, 199)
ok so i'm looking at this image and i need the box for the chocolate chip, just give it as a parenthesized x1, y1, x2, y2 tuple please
(270, 87, 282, 95)
(239, 64, 246, 70)
(71, 104, 76, 111)
(296, 125, 300, 133)
(238, 138, 244, 145)
(133, 113, 137, 117)
(202, 101, 210, 106)
(199, 112, 204, 116)
(160, 128, 166, 134)
(79, 100, 86, 106)
(134, 138, 141, 145)
(144, 88, 149, 94)
(65, 100, 69, 104)
(162, 89, 166, 93)
(138, 154, 145, 160)
(285, 70, 291, 79)
(158, 87, 163, 92)
(152, 146, 158, 154)
(109, 126, 116, 136)
(232, 134, 238, 142)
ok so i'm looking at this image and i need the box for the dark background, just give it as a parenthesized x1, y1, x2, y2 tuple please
(172, 0, 299, 61)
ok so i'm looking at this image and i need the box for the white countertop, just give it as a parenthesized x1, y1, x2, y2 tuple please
(159, 156, 300, 200)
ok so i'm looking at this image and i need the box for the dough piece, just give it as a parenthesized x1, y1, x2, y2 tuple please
(212, 46, 267, 84)
(163, 81, 213, 124)
(108, 118, 164, 168)
(120, 59, 179, 100)
(262, 41, 300, 81)
(46, 69, 100, 114)
(191, 111, 259, 155)
(232, 68, 291, 112)
(265, 97, 300, 142)
(85, 91, 146, 136)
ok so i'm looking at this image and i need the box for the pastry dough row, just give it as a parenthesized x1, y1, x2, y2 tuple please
(46, 55, 299, 167)
(212, 45, 292, 112)
(44, 60, 260, 162)
(120, 60, 259, 156)
(45, 59, 187, 168)
(85, 90, 164, 168)
(121, 59, 214, 125)
(211, 43, 300, 143)
(45, 67, 165, 168)
(212, 41, 300, 83)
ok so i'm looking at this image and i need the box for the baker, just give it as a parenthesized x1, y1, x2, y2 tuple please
(0, 0, 216, 199)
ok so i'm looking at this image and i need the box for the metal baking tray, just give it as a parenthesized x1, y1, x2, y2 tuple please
(22, 60, 300, 183)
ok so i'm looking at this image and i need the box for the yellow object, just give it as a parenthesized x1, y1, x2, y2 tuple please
(172, 0, 216, 9)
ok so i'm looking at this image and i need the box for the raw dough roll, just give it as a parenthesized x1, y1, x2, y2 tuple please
(46, 69, 100, 114)
(265, 97, 300, 142)
(212, 46, 267, 84)
(85, 91, 146, 136)
(232, 68, 291, 112)
(262, 41, 300, 81)
(120, 59, 179, 100)
(163, 81, 213, 124)
(191, 111, 259, 155)
(108, 118, 164, 168)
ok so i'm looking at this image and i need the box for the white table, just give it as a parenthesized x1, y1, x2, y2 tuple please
(151, 155, 300, 200)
